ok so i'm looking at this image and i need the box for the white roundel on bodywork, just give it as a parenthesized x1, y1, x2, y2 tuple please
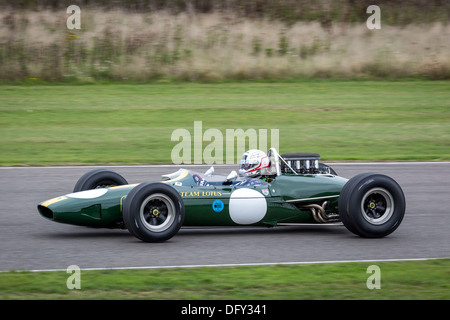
(229, 188, 267, 225)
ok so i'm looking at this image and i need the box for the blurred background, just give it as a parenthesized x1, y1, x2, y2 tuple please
(1, 0, 449, 82)
(0, 1, 449, 165)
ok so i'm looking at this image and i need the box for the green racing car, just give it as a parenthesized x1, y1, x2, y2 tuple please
(38, 148, 406, 242)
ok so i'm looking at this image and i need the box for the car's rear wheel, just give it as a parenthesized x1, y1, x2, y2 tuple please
(338, 173, 405, 238)
(123, 182, 185, 242)
(73, 169, 128, 192)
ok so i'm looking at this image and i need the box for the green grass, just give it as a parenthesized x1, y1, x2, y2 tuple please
(0, 80, 449, 165)
(0, 259, 448, 299)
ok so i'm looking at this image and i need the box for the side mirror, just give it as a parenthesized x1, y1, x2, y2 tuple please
(204, 166, 214, 177)
(223, 170, 238, 185)
(226, 170, 238, 181)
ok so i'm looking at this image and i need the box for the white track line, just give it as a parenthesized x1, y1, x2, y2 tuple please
(13, 257, 448, 273)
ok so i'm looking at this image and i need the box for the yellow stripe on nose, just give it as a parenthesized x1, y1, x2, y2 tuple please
(41, 196, 67, 207)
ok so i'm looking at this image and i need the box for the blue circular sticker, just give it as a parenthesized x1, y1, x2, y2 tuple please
(212, 199, 224, 212)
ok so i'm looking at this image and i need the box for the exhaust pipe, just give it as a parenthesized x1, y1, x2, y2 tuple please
(299, 201, 340, 223)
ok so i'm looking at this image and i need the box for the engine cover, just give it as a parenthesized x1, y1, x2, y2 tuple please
(280, 152, 322, 174)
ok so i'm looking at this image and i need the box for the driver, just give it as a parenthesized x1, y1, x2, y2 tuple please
(238, 149, 270, 178)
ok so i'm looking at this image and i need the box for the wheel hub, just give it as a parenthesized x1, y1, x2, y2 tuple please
(361, 187, 394, 225)
(140, 193, 176, 233)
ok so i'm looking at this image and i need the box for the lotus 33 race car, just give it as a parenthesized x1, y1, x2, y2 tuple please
(38, 148, 406, 242)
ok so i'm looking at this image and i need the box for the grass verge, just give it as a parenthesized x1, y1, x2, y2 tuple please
(0, 259, 448, 300)
(1, 80, 449, 165)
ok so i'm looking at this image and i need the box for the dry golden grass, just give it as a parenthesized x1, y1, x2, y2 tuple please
(1, 9, 449, 81)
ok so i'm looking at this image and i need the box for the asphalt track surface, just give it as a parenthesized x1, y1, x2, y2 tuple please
(0, 163, 449, 271)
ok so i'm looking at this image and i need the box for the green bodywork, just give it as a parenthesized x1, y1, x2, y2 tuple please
(38, 169, 348, 228)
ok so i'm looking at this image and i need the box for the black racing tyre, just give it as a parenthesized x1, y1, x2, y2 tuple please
(73, 169, 128, 192)
(123, 182, 185, 243)
(338, 173, 405, 238)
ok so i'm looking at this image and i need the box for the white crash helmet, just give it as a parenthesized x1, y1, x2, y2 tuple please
(239, 149, 270, 177)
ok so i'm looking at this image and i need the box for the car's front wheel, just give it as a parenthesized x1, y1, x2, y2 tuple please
(123, 182, 185, 242)
(338, 173, 405, 238)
